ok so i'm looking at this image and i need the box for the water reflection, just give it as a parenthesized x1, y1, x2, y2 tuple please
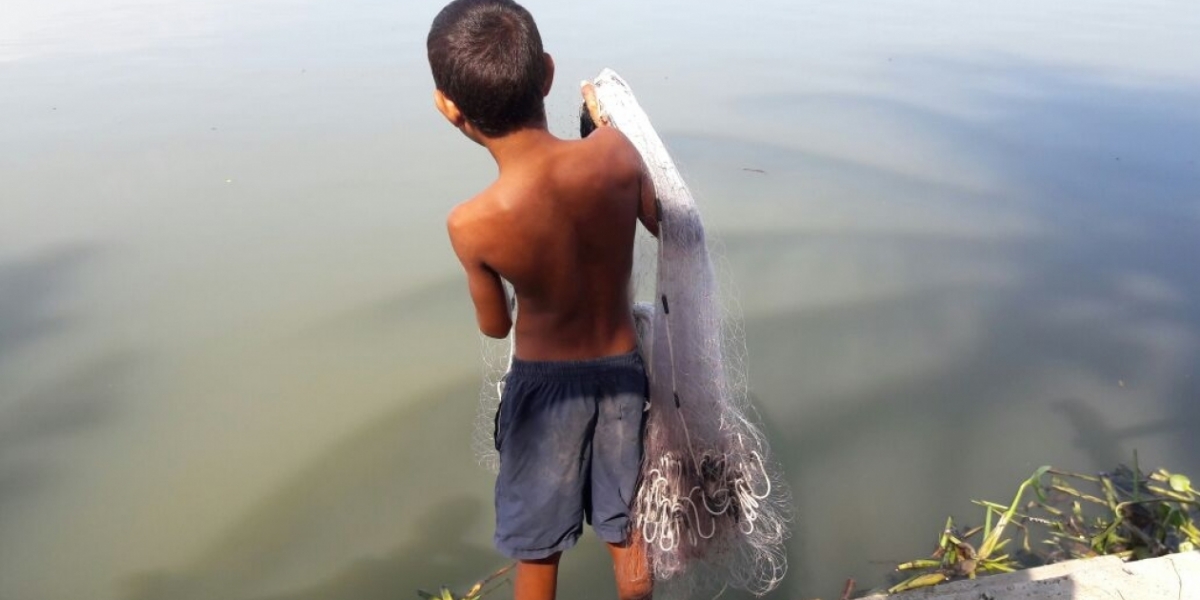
(119, 379, 495, 600)
(679, 56, 1200, 596)
(128, 496, 497, 600)
(0, 247, 118, 510)
(2, 2, 1200, 600)
(0, 247, 93, 371)
(253, 496, 496, 600)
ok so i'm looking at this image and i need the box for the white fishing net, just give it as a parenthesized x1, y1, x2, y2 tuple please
(472, 69, 790, 598)
(473, 332, 511, 475)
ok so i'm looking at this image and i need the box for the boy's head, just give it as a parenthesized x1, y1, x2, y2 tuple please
(427, 0, 553, 139)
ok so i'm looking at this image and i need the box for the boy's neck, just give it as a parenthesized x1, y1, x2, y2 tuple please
(481, 124, 558, 171)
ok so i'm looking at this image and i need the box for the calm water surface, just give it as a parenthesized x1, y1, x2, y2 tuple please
(3, 1, 1200, 599)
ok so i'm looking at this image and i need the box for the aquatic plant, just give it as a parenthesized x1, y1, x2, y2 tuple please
(888, 466, 1048, 593)
(417, 562, 513, 600)
(888, 458, 1200, 594)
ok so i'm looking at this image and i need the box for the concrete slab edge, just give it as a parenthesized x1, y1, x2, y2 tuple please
(861, 551, 1199, 600)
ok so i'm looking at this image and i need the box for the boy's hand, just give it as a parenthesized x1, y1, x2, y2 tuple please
(581, 81, 609, 128)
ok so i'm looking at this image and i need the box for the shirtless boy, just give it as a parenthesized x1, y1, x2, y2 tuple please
(426, 1, 658, 599)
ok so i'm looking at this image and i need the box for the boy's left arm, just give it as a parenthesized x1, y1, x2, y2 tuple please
(582, 82, 658, 237)
(448, 209, 513, 339)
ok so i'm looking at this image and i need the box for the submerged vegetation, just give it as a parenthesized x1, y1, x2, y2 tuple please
(417, 563, 514, 600)
(888, 457, 1200, 594)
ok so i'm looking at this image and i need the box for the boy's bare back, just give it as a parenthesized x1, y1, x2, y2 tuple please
(447, 126, 657, 361)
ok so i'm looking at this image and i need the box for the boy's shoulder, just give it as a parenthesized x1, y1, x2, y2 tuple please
(448, 128, 643, 234)
(446, 187, 501, 240)
(577, 126, 638, 162)
(553, 128, 643, 189)
(445, 176, 523, 255)
(445, 192, 501, 269)
(502, 129, 640, 194)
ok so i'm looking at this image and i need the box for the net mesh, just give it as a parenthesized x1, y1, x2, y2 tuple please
(472, 69, 790, 598)
(473, 333, 510, 474)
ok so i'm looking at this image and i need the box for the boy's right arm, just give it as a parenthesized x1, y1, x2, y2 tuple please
(447, 205, 513, 339)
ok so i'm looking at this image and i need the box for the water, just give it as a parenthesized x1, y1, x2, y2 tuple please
(2, 1, 1199, 598)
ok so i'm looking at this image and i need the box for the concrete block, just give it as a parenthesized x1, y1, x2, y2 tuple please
(863, 551, 1199, 600)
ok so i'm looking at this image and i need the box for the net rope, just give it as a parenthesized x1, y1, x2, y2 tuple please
(472, 69, 790, 598)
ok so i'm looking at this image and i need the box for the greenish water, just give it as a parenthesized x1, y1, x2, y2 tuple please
(2, 1, 1199, 599)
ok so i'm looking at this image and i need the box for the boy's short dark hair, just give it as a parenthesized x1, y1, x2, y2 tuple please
(427, 0, 547, 138)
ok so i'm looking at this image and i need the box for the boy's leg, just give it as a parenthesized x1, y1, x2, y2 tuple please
(607, 533, 653, 600)
(590, 353, 652, 599)
(514, 553, 562, 600)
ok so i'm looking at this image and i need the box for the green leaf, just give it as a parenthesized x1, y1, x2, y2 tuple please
(939, 516, 953, 548)
(1182, 521, 1200, 544)
(1169, 474, 1191, 493)
(1133, 451, 1142, 503)
(979, 467, 1047, 559)
(1101, 476, 1119, 512)
(976, 500, 1008, 511)
(464, 582, 483, 599)
(1052, 482, 1083, 498)
(897, 559, 941, 570)
(888, 572, 947, 594)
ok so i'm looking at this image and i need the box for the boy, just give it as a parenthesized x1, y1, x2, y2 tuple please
(426, 1, 658, 599)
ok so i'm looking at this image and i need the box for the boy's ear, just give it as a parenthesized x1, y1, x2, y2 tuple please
(434, 89, 465, 127)
(541, 53, 555, 97)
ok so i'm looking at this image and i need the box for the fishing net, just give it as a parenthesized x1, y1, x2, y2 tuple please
(472, 69, 790, 597)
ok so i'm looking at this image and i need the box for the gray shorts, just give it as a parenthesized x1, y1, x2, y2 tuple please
(493, 351, 648, 560)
